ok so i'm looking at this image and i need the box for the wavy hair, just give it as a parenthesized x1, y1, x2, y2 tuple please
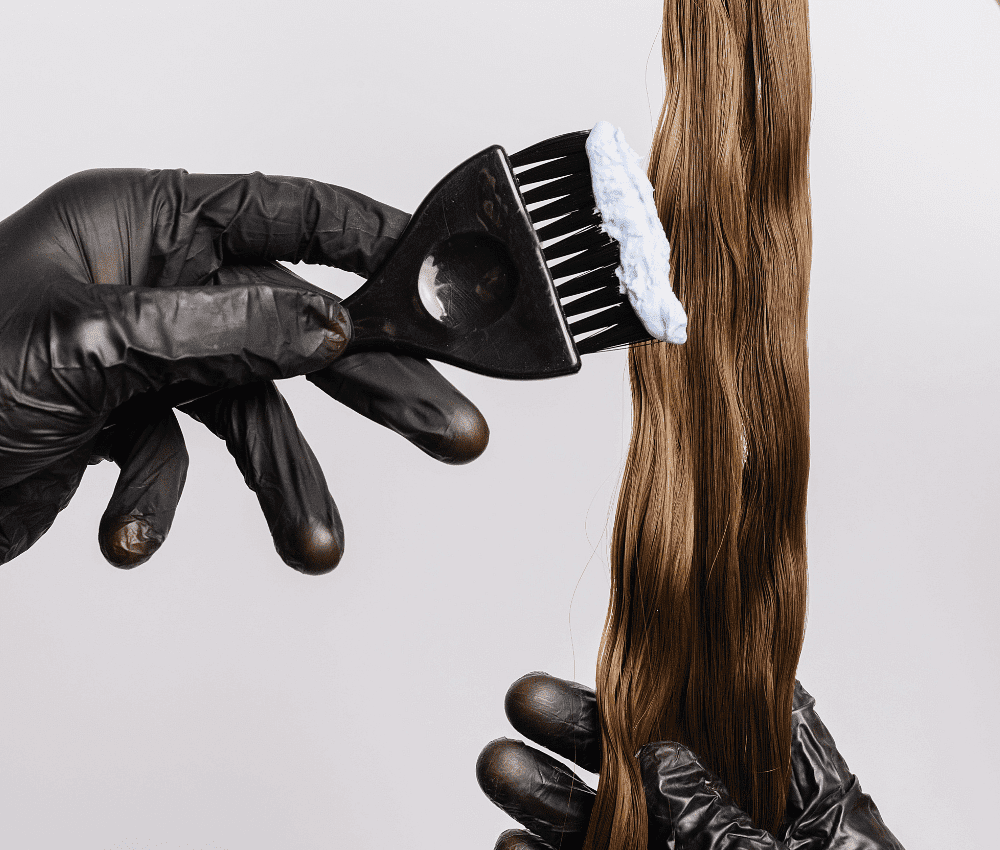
(585, 0, 813, 844)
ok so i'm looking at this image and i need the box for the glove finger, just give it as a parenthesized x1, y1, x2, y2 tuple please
(494, 829, 557, 850)
(179, 380, 343, 574)
(57, 268, 349, 411)
(308, 351, 489, 464)
(476, 738, 594, 850)
(505, 673, 602, 774)
(638, 742, 783, 849)
(0, 443, 94, 565)
(93, 404, 189, 568)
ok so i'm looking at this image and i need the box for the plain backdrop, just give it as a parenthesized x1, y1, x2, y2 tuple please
(0, 1, 997, 848)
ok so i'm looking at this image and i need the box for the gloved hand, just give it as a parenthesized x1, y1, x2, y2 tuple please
(0, 169, 488, 571)
(477, 673, 905, 850)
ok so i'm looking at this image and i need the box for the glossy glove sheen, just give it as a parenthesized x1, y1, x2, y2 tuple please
(0, 169, 488, 568)
(477, 673, 904, 850)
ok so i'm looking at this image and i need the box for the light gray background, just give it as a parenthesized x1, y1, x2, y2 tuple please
(0, 1, 997, 848)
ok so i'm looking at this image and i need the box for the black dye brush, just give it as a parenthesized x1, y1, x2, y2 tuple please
(342, 126, 682, 380)
(117, 127, 680, 424)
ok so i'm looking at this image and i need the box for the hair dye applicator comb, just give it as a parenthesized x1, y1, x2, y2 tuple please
(342, 121, 687, 379)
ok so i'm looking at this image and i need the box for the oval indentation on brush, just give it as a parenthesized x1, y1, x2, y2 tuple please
(509, 131, 590, 168)
(514, 152, 590, 186)
(548, 241, 620, 279)
(520, 172, 593, 205)
(528, 191, 597, 226)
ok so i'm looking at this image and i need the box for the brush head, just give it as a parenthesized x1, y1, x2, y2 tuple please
(342, 128, 680, 380)
(343, 145, 581, 379)
(509, 131, 657, 355)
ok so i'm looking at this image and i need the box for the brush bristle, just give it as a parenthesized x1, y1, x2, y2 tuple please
(509, 133, 655, 355)
(508, 131, 590, 167)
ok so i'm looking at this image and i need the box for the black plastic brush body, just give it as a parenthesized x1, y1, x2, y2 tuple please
(341, 130, 654, 380)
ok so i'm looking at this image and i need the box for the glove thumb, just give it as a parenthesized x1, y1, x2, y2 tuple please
(638, 742, 787, 850)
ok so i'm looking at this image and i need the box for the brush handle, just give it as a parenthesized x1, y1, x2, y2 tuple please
(342, 147, 580, 380)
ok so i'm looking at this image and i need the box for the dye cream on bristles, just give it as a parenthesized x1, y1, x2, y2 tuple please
(585, 120, 688, 345)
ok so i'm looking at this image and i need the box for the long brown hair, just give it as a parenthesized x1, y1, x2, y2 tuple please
(585, 0, 812, 845)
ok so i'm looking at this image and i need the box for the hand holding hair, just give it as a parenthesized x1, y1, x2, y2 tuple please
(0, 169, 487, 569)
(477, 673, 905, 850)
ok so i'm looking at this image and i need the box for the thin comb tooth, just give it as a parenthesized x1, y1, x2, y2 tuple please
(520, 172, 592, 205)
(569, 303, 642, 336)
(568, 305, 628, 336)
(509, 131, 590, 167)
(543, 226, 609, 263)
(549, 241, 620, 279)
(575, 319, 653, 354)
(556, 265, 619, 298)
(528, 190, 596, 225)
(535, 207, 602, 242)
(515, 152, 591, 186)
(560, 286, 624, 319)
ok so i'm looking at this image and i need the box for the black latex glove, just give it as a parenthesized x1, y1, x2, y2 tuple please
(477, 673, 905, 850)
(0, 169, 488, 571)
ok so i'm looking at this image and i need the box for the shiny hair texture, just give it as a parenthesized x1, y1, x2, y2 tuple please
(585, 0, 813, 845)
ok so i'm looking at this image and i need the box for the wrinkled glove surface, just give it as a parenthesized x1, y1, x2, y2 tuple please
(0, 169, 488, 570)
(477, 673, 904, 850)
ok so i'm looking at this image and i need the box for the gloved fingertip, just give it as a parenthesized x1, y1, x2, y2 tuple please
(505, 672, 559, 722)
(476, 738, 533, 801)
(419, 404, 490, 465)
(99, 517, 163, 568)
(318, 301, 352, 362)
(504, 673, 601, 772)
(495, 829, 553, 850)
(442, 405, 490, 465)
(479, 738, 595, 848)
(276, 519, 344, 575)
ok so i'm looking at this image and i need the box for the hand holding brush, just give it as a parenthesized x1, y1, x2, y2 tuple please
(0, 169, 488, 569)
(0, 122, 682, 568)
